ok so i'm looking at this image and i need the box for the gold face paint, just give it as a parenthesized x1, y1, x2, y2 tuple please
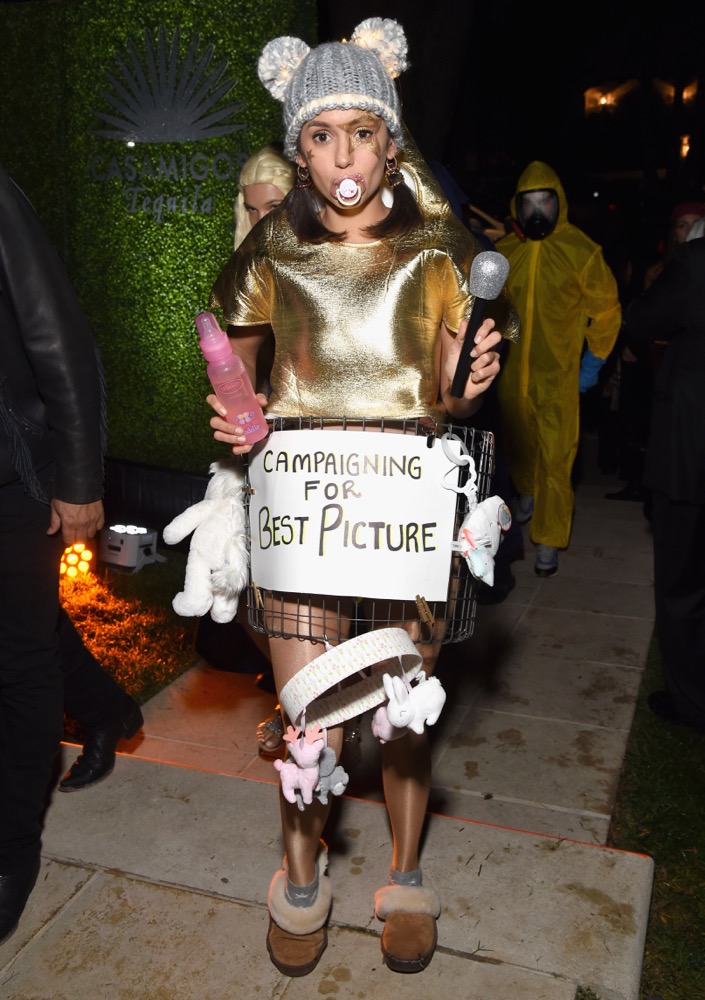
(343, 112, 382, 157)
(296, 109, 391, 214)
(299, 111, 385, 163)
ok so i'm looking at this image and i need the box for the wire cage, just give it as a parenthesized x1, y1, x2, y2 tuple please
(244, 417, 495, 646)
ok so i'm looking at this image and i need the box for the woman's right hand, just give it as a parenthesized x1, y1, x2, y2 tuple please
(207, 392, 269, 455)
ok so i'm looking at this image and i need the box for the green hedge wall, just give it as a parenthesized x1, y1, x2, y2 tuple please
(0, 0, 316, 474)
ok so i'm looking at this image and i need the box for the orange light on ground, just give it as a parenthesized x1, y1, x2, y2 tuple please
(60, 543, 94, 578)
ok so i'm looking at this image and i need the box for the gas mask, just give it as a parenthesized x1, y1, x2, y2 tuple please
(516, 188, 558, 241)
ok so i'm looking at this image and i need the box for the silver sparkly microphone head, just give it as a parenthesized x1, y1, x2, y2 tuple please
(469, 251, 510, 300)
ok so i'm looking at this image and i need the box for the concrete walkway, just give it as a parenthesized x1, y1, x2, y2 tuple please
(0, 437, 656, 1000)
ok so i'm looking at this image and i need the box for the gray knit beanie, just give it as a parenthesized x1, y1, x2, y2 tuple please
(258, 17, 408, 160)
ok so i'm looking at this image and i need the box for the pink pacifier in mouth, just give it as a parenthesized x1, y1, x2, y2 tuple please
(333, 175, 364, 207)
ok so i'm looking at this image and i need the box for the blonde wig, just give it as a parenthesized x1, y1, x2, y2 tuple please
(233, 145, 295, 249)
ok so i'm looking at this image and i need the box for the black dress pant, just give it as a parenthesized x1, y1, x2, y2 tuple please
(59, 606, 126, 729)
(651, 490, 705, 728)
(0, 478, 63, 870)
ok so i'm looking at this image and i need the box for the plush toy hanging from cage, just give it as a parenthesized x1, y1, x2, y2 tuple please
(274, 722, 350, 812)
(441, 433, 512, 587)
(161, 458, 249, 623)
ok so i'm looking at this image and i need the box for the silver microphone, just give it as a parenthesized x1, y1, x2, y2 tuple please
(450, 250, 509, 397)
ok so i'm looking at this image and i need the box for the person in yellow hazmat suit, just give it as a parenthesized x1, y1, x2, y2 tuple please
(495, 160, 622, 577)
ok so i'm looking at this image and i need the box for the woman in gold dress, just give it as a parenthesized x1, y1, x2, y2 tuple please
(207, 16, 517, 978)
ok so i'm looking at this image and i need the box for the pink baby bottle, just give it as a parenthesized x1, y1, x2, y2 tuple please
(195, 311, 268, 444)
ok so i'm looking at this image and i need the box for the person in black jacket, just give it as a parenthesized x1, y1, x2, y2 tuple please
(622, 236, 705, 732)
(0, 163, 141, 945)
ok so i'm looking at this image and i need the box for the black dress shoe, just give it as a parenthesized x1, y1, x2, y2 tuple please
(0, 854, 40, 944)
(59, 697, 144, 792)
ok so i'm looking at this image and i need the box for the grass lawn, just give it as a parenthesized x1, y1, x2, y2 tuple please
(60, 548, 198, 736)
(607, 633, 705, 1000)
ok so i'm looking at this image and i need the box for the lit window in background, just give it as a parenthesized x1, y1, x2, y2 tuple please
(680, 135, 691, 159)
(60, 543, 94, 578)
(584, 78, 697, 119)
(654, 78, 698, 106)
(682, 81, 698, 104)
(654, 79, 676, 104)
(583, 79, 639, 114)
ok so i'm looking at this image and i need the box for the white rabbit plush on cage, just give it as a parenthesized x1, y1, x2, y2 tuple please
(455, 494, 512, 587)
(440, 433, 512, 588)
(373, 671, 447, 737)
(162, 458, 249, 623)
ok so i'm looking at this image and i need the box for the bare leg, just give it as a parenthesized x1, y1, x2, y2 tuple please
(267, 598, 349, 885)
(381, 729, 431, 872)
(375, 635, 443, 973)
(380, 632, 440, 872)
(264, 603, 350, 978)
(276, 721, 343, 885)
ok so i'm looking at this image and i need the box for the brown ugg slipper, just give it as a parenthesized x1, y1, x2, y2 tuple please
(374, 882, 441, 973)
(267, 846, 332, 977)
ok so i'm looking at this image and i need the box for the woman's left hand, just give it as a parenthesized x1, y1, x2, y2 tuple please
(208, 391, 269, 455)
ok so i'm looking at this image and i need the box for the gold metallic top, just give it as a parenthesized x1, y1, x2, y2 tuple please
(210, 141, 518, 421)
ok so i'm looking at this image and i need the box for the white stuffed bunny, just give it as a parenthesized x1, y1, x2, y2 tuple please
(379, 672, 447, 736)
(162, 458, 249, 623)
(455, 494, 512, 587)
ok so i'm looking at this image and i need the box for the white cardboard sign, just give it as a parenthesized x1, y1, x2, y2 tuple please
(247, 430, 461, 600)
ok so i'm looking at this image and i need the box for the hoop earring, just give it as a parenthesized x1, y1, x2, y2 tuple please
(296, 164, 313, 189)
(385, 156, 404, 189)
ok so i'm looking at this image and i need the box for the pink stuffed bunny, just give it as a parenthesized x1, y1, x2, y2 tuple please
(371, 704, 407, 744)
